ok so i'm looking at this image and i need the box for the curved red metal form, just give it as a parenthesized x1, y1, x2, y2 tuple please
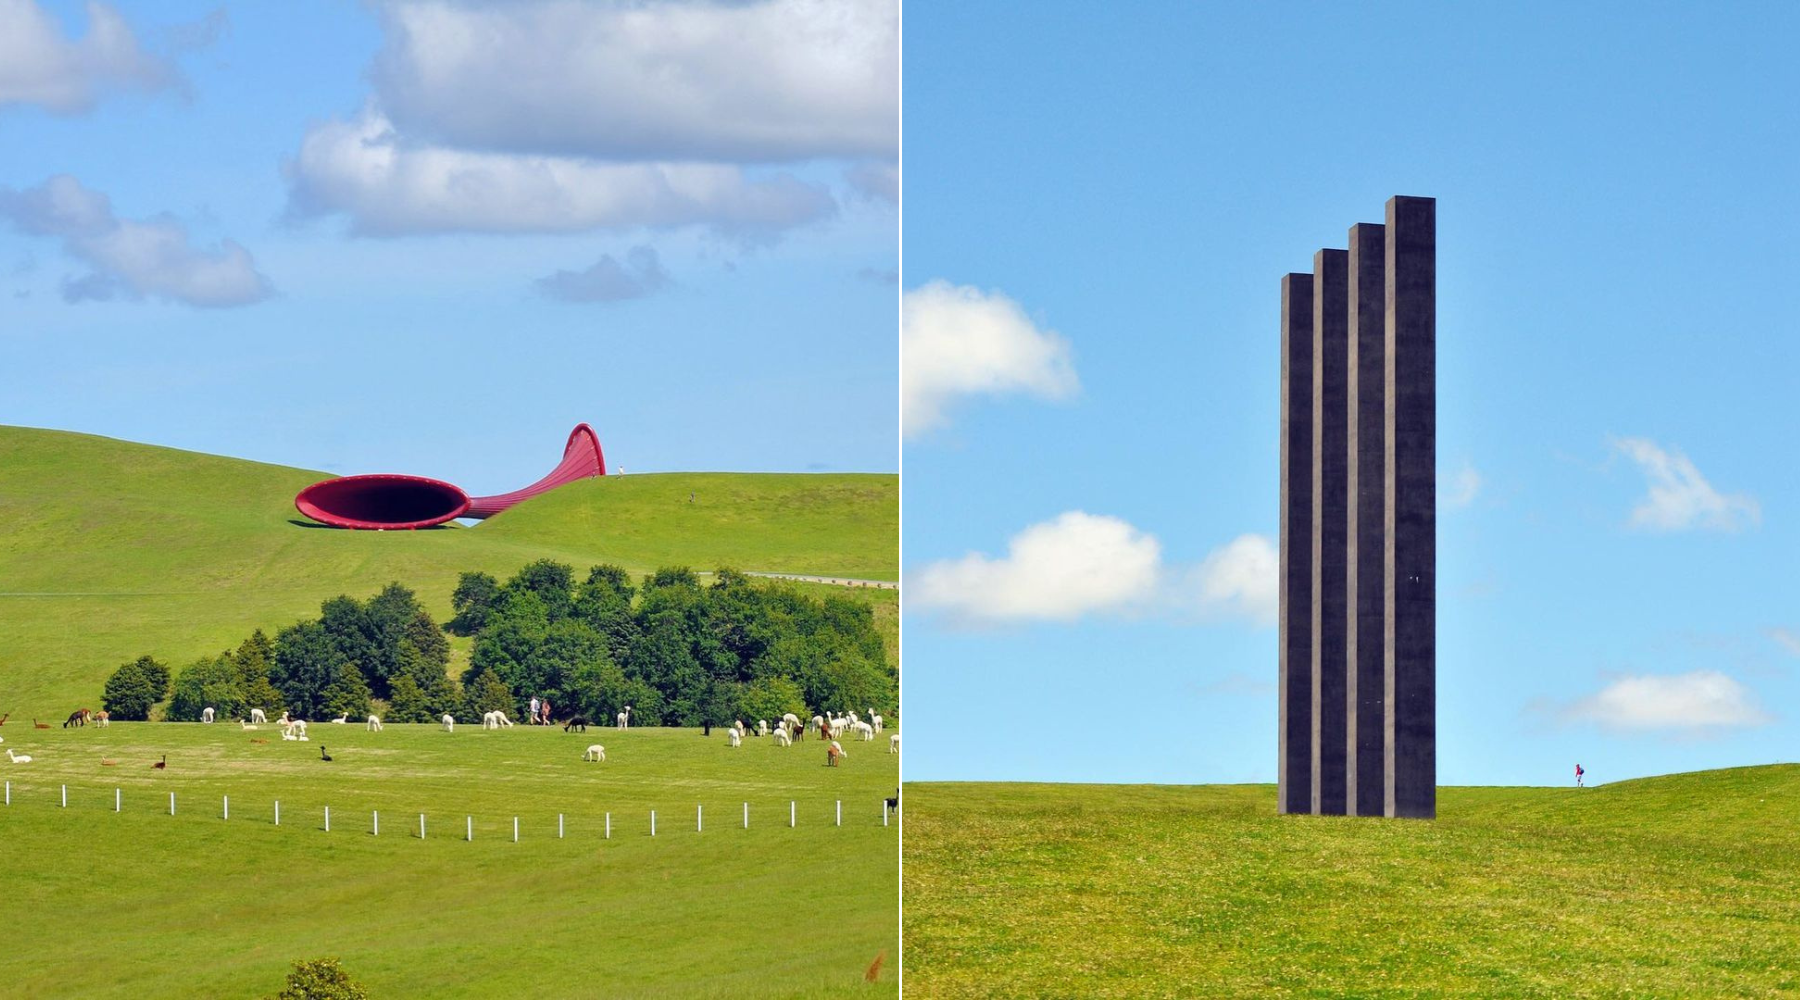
(294, 423, 607, 530)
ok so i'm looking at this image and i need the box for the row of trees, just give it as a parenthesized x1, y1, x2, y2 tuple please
(100, 562, 896, 728)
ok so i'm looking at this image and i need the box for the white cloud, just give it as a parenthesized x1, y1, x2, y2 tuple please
(0, 175, 272, 308)
(1769, 628, 1800, 658)
(1446, 460, 1481, 508)
(1613, 437, 1758, 532)
(911, 512, 1276, 627)
(0, 0, 176, 113)
(285, 109, 836, 238)
(370, 0, 897, 163)
(902, 281, 1078, 437)
(1558, 670, 1771, 733)
(536, 246, 670, 303)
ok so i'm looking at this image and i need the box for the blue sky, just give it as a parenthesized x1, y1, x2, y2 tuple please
(1, 0, 898, 494)
(902, 3, 1799, 787)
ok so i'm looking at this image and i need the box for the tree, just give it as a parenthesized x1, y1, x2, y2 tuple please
(232, 630, 275, 686)
(386, 674, 433, 723)
(506, 558, 576, 622)
(447, 571, 501, 635)
(266, 958, 369, 1000)
(168, 655, 247, 721)
(102, 657, 165, 721)
(464, 667, 515, 717)
(134, 655, 172, 702)
(272, 620, 344, 720)
(738, 675, 808, 725)
(644, 566, 700, 591)
(320, 664, 373, 719)
(403, 608, 449, 670)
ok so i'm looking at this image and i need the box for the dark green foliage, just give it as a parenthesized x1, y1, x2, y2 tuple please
(168, 654, 247, 722)
(403, 609, 449, 670)
(644, 566, 700, 591)
(101, 656, 166, 721)
(267, 958, 369, 1000)
(738, 675, 807, 725)
(506, 558, 576, 622)
(385, 673, 432, 723)
(394, 640, 460, 717)
(360, 583, 425, 696)
(464, 667, 515, 717)
(271, 620, 342, 720)
(231, 630, 275, 686)
(320, 663, 373, 719)
(447, 570, 501, 635)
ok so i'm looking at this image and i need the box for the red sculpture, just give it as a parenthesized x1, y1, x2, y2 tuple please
(294, 423, 606, 530)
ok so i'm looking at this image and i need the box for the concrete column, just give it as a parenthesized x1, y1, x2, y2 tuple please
(1384, 195, 1436, 819)
(1346, 222, 1387, 817)
(1278, 272, 1314, 815)
(1311, 249, 1348, 816)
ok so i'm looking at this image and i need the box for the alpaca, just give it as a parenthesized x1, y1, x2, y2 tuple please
(441, 714, 455, 732)
(331, 712, 349, 724)
(248, 708, 267, 724)
(772, 728, 792, 747)
(482, 711, 499, 730)
(757, 719, 769, 736)
(249, 738, 268, 744)
(562, 716, 590, 732)
(782, 712, 801, 732)
(319, 746, 332, 762)
(495, 710, 513, 727)
(583, 744, 606, 762)
(240, 719, 258, 731)
(63, 708, 89, 728)
(871, 713, 883, 733)
(366, 715, 382, 732)
(5, 749, 31, 763)
(826, 741, 844, 767)
(277, 711, 292, 726)
(727, 728, 742, 747)
(201, 707, 216, 724)
(101, 758, 118, 765)
(888, 733, 900, 754)
(283, 720, 308, 740)
(152, 755, 166, 769)
(281, 732, 298, 741)
(94, 710, 109, 728)
(852, 721, 874, 741)
(616, 705, 632, 729)
(0, 713, 8, 725)
(33, 719, 50, 729)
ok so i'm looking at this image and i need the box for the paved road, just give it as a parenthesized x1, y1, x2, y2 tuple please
(742, 572, 897, 590)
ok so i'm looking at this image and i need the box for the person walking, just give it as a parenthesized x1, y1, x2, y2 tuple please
(529, 695, 541, 725)
(1575, 763, 1585, 788)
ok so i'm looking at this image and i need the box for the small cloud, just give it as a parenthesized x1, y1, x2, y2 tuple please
(910, 511, 1160, 624)
(844, 161, 898, 203)
(0, 0, 181, 114)
(535, 246, 669, 304)
(1546, 670, 1772, 734)
(1612, 437, 1758, 532)
(1184, 534, 1278, 626)
(856, 266, 898, 286)
(1769, 628, 1800, 658)
(0, 174, 273, 308)
(902, 280, 1078, 438)
(1445, 460, 1481, 509)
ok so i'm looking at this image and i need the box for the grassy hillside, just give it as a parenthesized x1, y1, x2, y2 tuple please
(0, 723, 899, 997)
(904, 766, 1800, 998)
(0, 426, 896, 712)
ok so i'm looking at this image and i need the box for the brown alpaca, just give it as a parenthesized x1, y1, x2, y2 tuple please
(866, 951, 885, 982)
(33, 719, 50, 729)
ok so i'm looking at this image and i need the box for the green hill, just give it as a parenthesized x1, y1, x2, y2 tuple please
(904, 766, 1800, 998)
(0, 425, 896, 712)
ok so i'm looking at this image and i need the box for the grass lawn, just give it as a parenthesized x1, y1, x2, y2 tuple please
(0, 722, 900, 998)
(903, 767, 1800, 999)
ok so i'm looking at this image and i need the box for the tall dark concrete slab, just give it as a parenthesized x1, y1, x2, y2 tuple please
(1345, 222, 1387, 818)
(1310, 249, 1348, 816)
(1384, 196, 1436, 819)
(1278, 272, 1314, 816)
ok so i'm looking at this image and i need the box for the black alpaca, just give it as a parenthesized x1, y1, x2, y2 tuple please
(562, 715, 590, 732)
(884, 788, 899, 813)
(320, 746, 332, 762)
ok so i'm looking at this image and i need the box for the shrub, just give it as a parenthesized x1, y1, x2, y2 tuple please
(267, 958, 369, 1000)
(102, 656, 166, 721)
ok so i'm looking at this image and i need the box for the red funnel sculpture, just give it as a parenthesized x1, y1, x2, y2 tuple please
(295, 423, 606, 530)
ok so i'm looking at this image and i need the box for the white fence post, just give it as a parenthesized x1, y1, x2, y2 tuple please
(61, 785, 66, 808)
(836, 800, 841, 827)
(790, 800, 795, 828)
(651, 810, 656, 837)
(325, 805, 331, 832)
(170, 792, 176, 816)
(743, 802, 749, 829)
(420, 813, 426, 840)
(5, 781, 9, 805)
(275, 800, 281, 826)
(373, 810, 379, 837)
(559, 813, 564, 839)
(223, 795, 229, 821)
(513, 817, 519, 843)
(884, 800, 889, 826)
(605, 812, 611, 840)
(697, 804, 703, 833)
(115, 788, 121, 813)
(467, 816, 473, 841)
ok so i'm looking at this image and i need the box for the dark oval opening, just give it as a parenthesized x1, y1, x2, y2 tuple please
(295, 475, 470, 529)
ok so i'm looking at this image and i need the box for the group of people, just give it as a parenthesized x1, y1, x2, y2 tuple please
(527, 695, 555, 726)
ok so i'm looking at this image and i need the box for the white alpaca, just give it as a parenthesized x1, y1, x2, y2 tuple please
(201, 707, 215, 724)
(482, 711, 498, 730)
(441, 714, 455, 732)
(852, 720, 874, 741)
(495, 710, 513, 727)
(757, 719, 769, 736)
(889, 733, 899, 754)
(811, 715, 824, 734)
(249, 708, 267, 724)
(283, 720, 308, 740)
(727, 729, 742, 747)
(829, 719, 847, 740)
(331, 712, 349, 724)
(240, 719, 258, 731)
(278, 711, 292, 726)
(583, 744, 606, 762)
(830, 739, 845, 760)
(282, 731, 298, 741)
(773, 728, 792, 747)
(366, 715, 382, 732)
(6, 749, 31, 763)
(617, 705, 632, 729)
(782, 713, 801, 732)
(871, 712, 883, 733)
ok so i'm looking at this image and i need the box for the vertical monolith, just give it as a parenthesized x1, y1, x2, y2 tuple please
(1384, 195, 1436, 819)
(1346, 221, 1387, 817)
(1278, 272, 1314, 815)
(1311, 249, 1348, 816)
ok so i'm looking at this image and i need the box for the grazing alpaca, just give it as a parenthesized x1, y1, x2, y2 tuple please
(94, 710, 109, 728)
(6, 749, 31, 763)
(152, 755, 166, 769)
(782, 712, 801, 732)
(852, 721, 874, 741)
(277, 711, 292, 726)
(248, 708, 267, 724)
(889, 733, 900, 754)
(826, 741, 844, 767)
(319, 746, 332, 762)
(482, 711, 499, 730)
(331, 712, 349, 724)
(283, 720, 308, 741)
(495, 710, 513, 727)
(773, 727, 792, 747)
(63, 709, 90, 728)
(583, 744, 606, 762)
(441, 714, 455, 732)
(757, 719, 769, 736)
(562, 716, 590, 732)
(366, 715, 382, 731)
(727, 728, 742, 747)
(201, 707, 215, 724)
(0, 713, 8, 725)
(616, 705, 632, 729)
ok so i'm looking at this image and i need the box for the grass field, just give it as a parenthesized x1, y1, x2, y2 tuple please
(0, 425, 896, 711)
(0, 721, 899, 997)
(903, 767, 1800, 999)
